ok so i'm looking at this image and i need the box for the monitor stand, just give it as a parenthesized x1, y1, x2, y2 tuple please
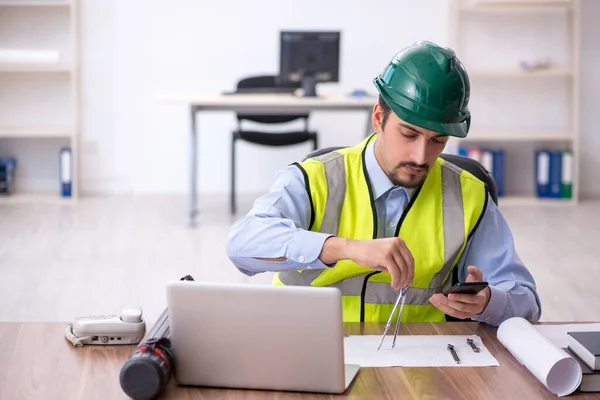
(301, 74, 318, 97)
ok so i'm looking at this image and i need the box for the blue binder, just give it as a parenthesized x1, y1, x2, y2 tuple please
(535, 150, 550, 198)
(492, 150, 505, 197)
(0, 157, 16, 195)
(59, 147, 72, 197)
(548, 150, 562, 198)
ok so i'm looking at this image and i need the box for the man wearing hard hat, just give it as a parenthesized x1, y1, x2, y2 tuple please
(226, 41, 541, 326)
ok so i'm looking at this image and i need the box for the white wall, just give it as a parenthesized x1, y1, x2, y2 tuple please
(72, 0, 597, 198)
(579, 0, 600, 198)
(79, 0, 451, 195)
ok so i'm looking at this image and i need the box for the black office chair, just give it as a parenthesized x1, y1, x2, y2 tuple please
(231, 75, 319, 214)
(303, 147, 498, 205)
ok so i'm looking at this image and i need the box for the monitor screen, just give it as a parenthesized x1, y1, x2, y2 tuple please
(279, 31, 340, 95)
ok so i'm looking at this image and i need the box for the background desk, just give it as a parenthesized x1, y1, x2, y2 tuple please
(2, 321, 598, 400)
(160, 93, 377, 226)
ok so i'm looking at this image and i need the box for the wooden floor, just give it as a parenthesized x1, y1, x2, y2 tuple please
(0, 194, 598, 325)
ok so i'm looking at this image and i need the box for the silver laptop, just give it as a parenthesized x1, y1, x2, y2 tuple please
(165, 280, 360, 394)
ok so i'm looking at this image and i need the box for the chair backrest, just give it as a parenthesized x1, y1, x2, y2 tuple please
(236, 75, 308, 124)
(303, 146, 499, 205)
(438, 154, 498, 205)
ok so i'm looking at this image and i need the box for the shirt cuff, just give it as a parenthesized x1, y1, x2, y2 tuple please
(284, 229, 334, 269)
(473, 285, 508, 326)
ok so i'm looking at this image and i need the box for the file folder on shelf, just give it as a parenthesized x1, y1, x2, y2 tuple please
(481, 150, 493, 175)
(467, 147, 482, 164)
(59, 147, 72, 197)
(492, 150, 505, 198)
(548, 150, 562, 198)
(0, 158, 16, 195)
(561, 150, 573, 199)
(535, 149, 573, 199)
(457, 145, 504, 197)
(535, 150, 550, 198)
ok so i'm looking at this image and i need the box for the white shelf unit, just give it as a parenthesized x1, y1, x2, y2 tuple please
(0, 1, 72, 6)
(449, 0, 580, 205)
(0, 62, 73, 72)
(0, 0, 79, 202)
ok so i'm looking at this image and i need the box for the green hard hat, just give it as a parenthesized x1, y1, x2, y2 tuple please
(373, 41, 471, 138)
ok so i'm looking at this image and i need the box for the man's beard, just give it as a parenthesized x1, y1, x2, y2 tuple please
(388, 162, 429, 189)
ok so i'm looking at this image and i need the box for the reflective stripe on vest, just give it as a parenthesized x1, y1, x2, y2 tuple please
(314, 150, 346, 235)
(278, 153, 465, 307)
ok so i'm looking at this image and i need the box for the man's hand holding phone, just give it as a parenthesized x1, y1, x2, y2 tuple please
(429, 265, 492, 320)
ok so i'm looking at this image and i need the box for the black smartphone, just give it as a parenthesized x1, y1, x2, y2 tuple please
(443, 281, 489, 296)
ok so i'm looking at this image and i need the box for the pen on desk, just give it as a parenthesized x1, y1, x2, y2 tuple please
(447, 344, 460, 364)
(467, 338, 480, 353)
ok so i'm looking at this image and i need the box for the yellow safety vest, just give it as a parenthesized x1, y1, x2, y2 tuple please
(273, 133, 487, 323)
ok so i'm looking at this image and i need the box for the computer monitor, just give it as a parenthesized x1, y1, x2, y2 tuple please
(279, 31, 341, 97)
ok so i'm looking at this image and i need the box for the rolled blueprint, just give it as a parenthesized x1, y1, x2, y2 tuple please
(497, 317, 582, 397)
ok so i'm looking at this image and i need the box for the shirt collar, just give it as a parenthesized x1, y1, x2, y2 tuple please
(364, 137, 414, 201)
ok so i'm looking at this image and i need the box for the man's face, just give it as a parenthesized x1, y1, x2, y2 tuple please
(372, 103, 449, 189)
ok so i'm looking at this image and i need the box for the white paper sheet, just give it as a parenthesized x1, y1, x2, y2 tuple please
(343, 335, 499, 367)
(497, 317, 582, 397)
(534, 323, 600, 348)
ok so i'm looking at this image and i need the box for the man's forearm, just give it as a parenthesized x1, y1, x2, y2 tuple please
(473, 283, 541, 327)
(226, 164, 336, 274)
(227, 219, 336, 274)
(257, 237, 353, 263)
(256, 236, 351, 265)
(319, 236, 353, 265)
(458, 194, 542, 326)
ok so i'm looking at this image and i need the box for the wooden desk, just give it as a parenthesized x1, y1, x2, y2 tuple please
(159, 92, 377, 227)
(1, 322, 598, 400)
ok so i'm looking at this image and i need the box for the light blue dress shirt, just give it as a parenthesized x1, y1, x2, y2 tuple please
(226, 139, 542, 327)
